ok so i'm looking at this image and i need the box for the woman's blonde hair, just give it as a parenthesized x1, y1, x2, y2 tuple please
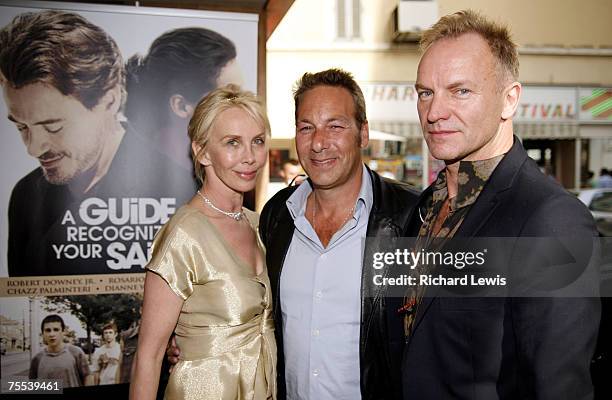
(188, 84, 270, 186)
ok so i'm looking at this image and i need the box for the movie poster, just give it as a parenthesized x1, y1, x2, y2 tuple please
(0, 0, 258, 389)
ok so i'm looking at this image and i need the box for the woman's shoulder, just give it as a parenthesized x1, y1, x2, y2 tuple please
(152, 205, 211, 245)
(242, 208, 260, 229)
(165, 204, 210, 231)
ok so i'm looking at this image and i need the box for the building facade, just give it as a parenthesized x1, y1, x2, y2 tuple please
(266, 0, 612, 190)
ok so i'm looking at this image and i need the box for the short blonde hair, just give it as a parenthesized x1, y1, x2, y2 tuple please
(188, 84, 270, 186)
(420, 9, 519, 81)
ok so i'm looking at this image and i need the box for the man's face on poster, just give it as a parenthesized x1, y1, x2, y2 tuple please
(2, 82, 111, 185)
(42, 321, 64, 347)
(102, 328, 117, 344)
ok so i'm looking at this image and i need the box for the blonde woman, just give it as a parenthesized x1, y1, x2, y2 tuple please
(130, 85, 275, 400)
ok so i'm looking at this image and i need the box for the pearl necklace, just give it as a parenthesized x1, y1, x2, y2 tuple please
(197, 190, 244, 221)
(311, 190, 356, 232)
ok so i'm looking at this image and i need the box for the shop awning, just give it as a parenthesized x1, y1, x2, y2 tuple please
(369, 130, 408, 142)
(369, 121, 423, 139)
(514, 123, 579, 139)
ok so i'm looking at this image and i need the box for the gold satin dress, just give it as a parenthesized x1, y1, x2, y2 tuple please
(146, 205, 276, 400)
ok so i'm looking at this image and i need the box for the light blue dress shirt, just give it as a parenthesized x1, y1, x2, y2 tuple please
(281, 165, 373, 400)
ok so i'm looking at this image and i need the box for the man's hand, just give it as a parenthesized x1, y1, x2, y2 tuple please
(165, 335, 181, 373)
(99, 353, 109, 367)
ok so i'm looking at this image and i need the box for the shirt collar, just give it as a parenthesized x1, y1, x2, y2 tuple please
(286, 164, 373, 221)
(431, 154, 504, 210)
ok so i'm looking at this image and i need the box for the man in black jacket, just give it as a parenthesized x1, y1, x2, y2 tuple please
(259, 69, 418, 399)
(401, 10, 600, 399)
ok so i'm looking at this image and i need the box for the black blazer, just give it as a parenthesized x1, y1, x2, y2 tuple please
(401, 138, 601, 399)
(259, 166, 419, 400)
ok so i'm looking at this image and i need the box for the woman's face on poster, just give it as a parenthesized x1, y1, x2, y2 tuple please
(178, 58, 244, 120)
(215, 59, 244, 90)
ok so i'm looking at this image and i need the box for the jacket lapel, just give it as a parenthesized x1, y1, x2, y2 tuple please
(361, 168, 418, 350)
(405, 188, 440, 336)
(455, 139, 527, 238)
(409, 137, 528, 336)
(266, 198, 296, 313)
(362, 169, 390, 332)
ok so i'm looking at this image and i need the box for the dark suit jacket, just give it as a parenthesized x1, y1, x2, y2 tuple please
(402, 138, 601, 399)
(259, 166, 419, 400)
